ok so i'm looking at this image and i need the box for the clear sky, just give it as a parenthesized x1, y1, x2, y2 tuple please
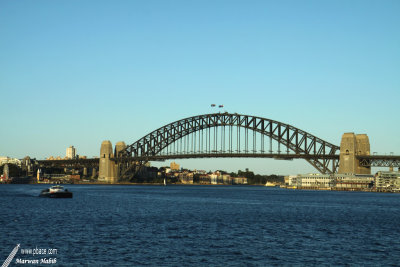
(1, 0, 399, 175)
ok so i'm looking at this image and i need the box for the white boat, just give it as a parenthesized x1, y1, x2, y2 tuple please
(265, 182, 277, 187)
(39, 185, 73, 198)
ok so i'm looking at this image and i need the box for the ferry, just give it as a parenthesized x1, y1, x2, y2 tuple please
(265, 182, 277, 187)
(39, 185, 73, 198)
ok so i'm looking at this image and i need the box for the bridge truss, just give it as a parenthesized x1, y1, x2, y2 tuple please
(358, 156, 400, 168)
(118, 113, 340, 178)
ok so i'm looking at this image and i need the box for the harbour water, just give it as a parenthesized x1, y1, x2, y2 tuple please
(1, 184, 400, 266)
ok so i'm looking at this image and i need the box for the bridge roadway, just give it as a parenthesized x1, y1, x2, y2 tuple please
(37, 158, 99, 168)
(37, 154, 400, 168)
(115, 153, 339, 162)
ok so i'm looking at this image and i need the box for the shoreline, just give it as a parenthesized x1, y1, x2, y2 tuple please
(3, 180, 400, 193)
(282, 185, 400, 193)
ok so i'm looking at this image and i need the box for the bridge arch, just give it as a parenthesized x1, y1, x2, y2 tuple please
(119, 113, 340, 174)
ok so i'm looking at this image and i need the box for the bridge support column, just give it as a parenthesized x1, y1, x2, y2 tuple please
(98, 140, 126, 183)
(338, 133, 371, 174)
(91, 168, 97, 178)
(114, 141, 127, 180)
(99, 141, 116, 183)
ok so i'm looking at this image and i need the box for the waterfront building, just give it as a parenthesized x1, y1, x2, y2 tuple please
(210, 173, 218, 184)
(170, 162, 180, 171)
(375, 171, 400, 190)
(284, 176, 290, 184)
(0, 156, 21, 167)
(179, 171, 193, 184)
(335, 174, 374, 189)
(199, 174, 211, 184)
(297, 173, 334, 188)
(158, 167, 171, 174)
(287, 175, 299, 187)
(289, 173, 374, 190)
(222, 174, 232, 184)
(233, 177, 248, 185)
(66, 146, 76, 159)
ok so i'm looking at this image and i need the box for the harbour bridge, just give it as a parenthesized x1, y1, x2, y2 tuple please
(38, 113, 400, 181)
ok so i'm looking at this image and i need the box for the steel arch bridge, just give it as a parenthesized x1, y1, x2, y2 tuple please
(117, 113, 340, 177)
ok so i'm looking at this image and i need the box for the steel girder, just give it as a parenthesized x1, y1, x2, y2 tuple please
(120, 113, 340, 174)
(358, 156, 400, 167)
(37, 159, 99, 168)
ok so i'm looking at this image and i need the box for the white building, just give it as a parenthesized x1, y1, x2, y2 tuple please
(299, 173, 333, 188)
(289, 173, 374, 189)
(0, 156, 21, 167)
(66, 146, 76, 159)
(287, 175, 299, 187)
(210, 173, 218, 184)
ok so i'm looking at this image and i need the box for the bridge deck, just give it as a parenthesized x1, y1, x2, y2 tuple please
(37, 158, 99, 167)
(115, 153, 340, 162)
(36, 155, 400, 168)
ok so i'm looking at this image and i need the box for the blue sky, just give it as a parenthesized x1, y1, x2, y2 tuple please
(1, 0, 399, 174)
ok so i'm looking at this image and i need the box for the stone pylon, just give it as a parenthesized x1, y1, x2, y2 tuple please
(98, 140, 116, 183)
(355, 134, 371, 174)
(98, 140, 127, 183)
(338, 133, 370, 174)
(114, 141, 127, 157)
(91, 168, 97, 178)
(114, 141, 127, 180)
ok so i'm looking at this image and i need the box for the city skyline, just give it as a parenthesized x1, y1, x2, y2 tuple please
(1, 0, 399, 174)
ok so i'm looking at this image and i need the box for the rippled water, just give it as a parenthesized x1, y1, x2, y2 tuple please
(1, 184, 400, 266)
